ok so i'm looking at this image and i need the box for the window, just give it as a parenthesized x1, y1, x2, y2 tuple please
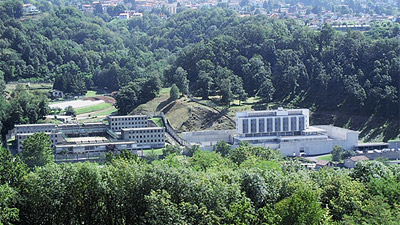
(299, 117, 305, 130)
(259, 119, 265, 133)
(283, 117, 289, 131)
(290, 117, 297, 131)
(242, 119, 249, 133)
(267, 118, 273, 132)
(251, 119, 257, 133)
(275, 118, 281, 132)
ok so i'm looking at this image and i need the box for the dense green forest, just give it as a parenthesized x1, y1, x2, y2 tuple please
(1, 142, 400, 224)
(0, 0, 399, 140)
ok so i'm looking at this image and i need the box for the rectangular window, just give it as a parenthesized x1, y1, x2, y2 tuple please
(291, 117, 297, 131)
(259, 119, 265, 133)
(251, 119, 257, 133)
(283, 117, 289, 131)
(275, 118, 281, 132)
(267, 118, 273, 132)
(299, 117, 305, 130)
(242, 119, 249, 134)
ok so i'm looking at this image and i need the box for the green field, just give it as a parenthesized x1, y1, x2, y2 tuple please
(317, 154, 332, 161)
(143, 148, 164, 156)
(149, 117, 164, 127)
(92, 107, 117, 117)
(159, 87, 171, 94)
(75, 103, 113, 115)
(85, 91, 98, 97)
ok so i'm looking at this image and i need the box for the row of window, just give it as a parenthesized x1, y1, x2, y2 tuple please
(137, 139, 164, 143)
(110, 117, 147, 121)
(126, 129, 163, 134)
(111, 121, 147, 126)
(242, 117, 305, 133)
(17, 130, 54, 134)
(128, 134, 164, 139)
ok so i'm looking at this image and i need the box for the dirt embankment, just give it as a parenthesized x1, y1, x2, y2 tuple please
(84, 96, 116, 104)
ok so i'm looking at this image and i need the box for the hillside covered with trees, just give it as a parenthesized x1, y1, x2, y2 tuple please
(2, 142, 400, 224)
(0, 0, 399, 141)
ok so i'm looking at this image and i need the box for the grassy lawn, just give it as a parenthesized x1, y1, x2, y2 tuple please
(143, 148, 164, 156)
(317, 154, 332, 161)
(149, 117, 164, 127)
(91, 107, 117, 117)
(85, 91, 98, 97)
(159, 87, 171, 94)
(75, 103, 113, 115)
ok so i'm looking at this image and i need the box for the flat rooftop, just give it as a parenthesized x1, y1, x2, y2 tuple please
(15, 123, 55, 127)
(108, 115, 147, 118)
(55, 140, 137, 148)
(65, 136, 109, 144)
(237, 108, 308, 118)
(356, 143, 389, 147)
(121, 127, 164, 131)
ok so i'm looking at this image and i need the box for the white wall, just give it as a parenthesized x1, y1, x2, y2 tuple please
(181, 130, 236, 144)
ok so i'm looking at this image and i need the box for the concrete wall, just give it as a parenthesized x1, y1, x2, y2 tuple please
(279, 136, 356, 156)
(181, 130, 236, 145)
(389, 141, 400, 150)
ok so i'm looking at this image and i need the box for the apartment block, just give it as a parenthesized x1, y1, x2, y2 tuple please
(108, 115, 148, 132)
(16, 132, 63, 153)
(121, 127, 165, 148)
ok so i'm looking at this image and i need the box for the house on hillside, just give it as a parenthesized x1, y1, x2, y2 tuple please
(344, 155, 370, 168)
(50, 89, 64, 99)
(23, 4, 39, 14)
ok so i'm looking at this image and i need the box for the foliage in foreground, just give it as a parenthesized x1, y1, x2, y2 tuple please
(1, 143, 400, 224)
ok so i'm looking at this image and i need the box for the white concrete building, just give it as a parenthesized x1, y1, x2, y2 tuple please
(180, 108, 359, 156)
(16, 131, 63, 153)
(121, 127, 165, 149)
(10, 115, 165, 155)
(108, 115, 148, 132)
(235, 108, 309, 137)
(233, 108, 359, 156)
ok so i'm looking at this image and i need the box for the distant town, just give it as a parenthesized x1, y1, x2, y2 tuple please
(24, 0, 400, 30)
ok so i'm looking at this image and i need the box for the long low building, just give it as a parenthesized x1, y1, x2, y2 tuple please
(9, 115, 165, 154)
(180, 108, 360, 156)
(121, 127, 165, 149)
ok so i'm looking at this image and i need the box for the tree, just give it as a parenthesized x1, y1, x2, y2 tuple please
(332, 145, 344, 162)
(0, 71, 5, 94)
(174, 67, 189, 95)
(170, 84, 179, 100)
(64, 106, 76, 117)
(275, 183, 329, 225)
(213, 141, 231, 157)
(0, 148, 27, 187)
(162, 145, 181, 157)
(20, 132, 54, 168)
(0, 184, 19, 224)
(115, 82, 139, 115)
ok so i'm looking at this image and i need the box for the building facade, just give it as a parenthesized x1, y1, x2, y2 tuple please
(236, 108, 309, 137)
(108, 115, 148, 132)
(233, 108, 359, 156)
(121, 127, 165, 149)
(10, 115, 165, 155)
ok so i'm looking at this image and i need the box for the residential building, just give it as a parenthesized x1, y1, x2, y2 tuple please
(121, 127, 165, 148)
(108, 115, 148, 131)
(9, 115, 165, 155)
(344, 155, 370, 168)
(16, 131, 63, 153)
